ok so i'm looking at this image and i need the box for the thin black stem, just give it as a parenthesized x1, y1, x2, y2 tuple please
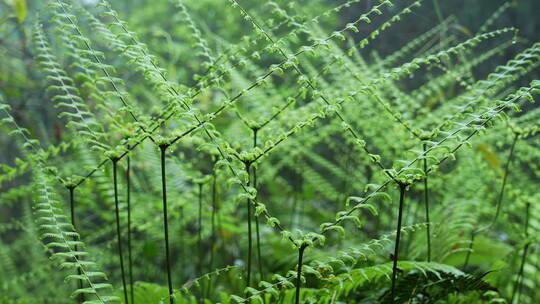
(423, 143, 431, 262)
(126, 154, 134, 304)
(112, 159, 129, 304)
(510, 202, 530, 304)
(69, 187, 76, 230)
(160, 145, 174, 304)
(295, 244, 307, 304)
(391, 183, 407, 301)
(245, 161, 253, 289)
(252, 129, 264, 282)
(68, 187, 84, 304)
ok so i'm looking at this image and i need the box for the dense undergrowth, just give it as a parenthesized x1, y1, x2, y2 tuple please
(1, 0, 539, 303)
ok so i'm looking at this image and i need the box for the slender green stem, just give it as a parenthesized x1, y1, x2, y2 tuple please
(423, 143, 431, 262)
(432, 0, 444, 23)
(245, 161, 253, 289)
(254, 186, 263, 279)
(112, 159, 129, 304)
(291, 189, 298, 228)
(391, 183, 407, 301)
(493, 134, 518, 223)
(68, 186, 84, 304)
(432, 0, 447, 47)
(463, 233, 476, 268)
(295, 244, 307, 304)
(206, 169, 218, 299)
(198, 182, 203, 277)
(291, 163, 302, 228)
(126, 154, 134, 304)
(252, 129, 264, 282)
(197, 182, 204, 303)
(464, 134, 518, 268)
(512, 245, 530, 303)
(535, 247, 540, 298)
(159, 145, 174, 304)
(277, 290, 285, 303)
(179, 206, 184, 282)
(510, 202, 530, 304)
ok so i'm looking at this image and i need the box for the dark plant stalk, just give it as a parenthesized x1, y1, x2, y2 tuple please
(423, 142, 431, 262)
(126, 154, 134, 304)
(391, 183, 407, 300)
(245, 161, 253, 289)
(252, 128, 264, 282)
(295, 244, 308, 304)
(159, 145, 174, 304)
(68, 186, 84, 304)
(510, 202, 530, 304)
(69, 186, 76, 231)
(464, 133, 518, 268)
(112, 159, 129, 304)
